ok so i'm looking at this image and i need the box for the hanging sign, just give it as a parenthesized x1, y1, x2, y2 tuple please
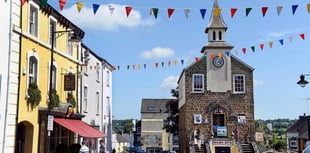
(64, 73, 75, 91)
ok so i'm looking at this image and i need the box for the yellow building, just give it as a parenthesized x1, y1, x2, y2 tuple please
(15, 0, 106, 153)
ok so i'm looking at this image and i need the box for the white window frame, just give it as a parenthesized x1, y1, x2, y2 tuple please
(194, 114, 202, 124)
(192, 74, 204, 93)
(233, 74, 246, 94)
(49, 17, 57, 47)
(28, 56, 38, 84)
(96, 63, 100, 81)
(83, 85, 88, 112)
(28, 2, 39, 37)
(67, 32, 74, 56)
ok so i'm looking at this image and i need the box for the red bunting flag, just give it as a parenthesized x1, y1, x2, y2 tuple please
(259, 44, 264, 50)
(168, 61, 171, 66)
(300, 33, 305, 40)
(261, 7, 268, 17)
(155, 63, 159, 68)
(242, 48, 246, 54)
(59, 0, 66, 11)
(125, 6, 132, 17)
(230, 8, 237, 18)
(210, 54, 215, 60)
(195, 57, 199, 63)
(132, 65, 135, 70)
(168, 8, 175, 19)
(21, 0, 27, 6)
(149, 8, 153, 16)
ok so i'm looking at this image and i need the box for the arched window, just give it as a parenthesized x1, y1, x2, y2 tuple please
(29, 56, 38, 84)
(219, 31, 222, 40)
(213, 31, 216, 40)
(51, 65, 57, 90)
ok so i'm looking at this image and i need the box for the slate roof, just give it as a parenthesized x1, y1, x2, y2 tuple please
(140, 98, 175, 113)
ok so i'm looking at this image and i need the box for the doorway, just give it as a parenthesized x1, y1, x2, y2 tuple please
(215, 147, 230, 153)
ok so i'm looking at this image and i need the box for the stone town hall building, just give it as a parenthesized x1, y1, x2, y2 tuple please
(177, 0, 256, 153)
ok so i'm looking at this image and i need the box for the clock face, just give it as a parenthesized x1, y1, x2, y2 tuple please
(212, 56, 224, 68)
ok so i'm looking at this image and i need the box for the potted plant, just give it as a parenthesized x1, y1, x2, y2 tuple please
(67, 92, 76, 108)
(50, 89, 60, 109)
(27, 83, 42, 110)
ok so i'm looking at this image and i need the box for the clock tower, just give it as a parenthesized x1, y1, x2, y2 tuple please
(201, 0, 234, 92)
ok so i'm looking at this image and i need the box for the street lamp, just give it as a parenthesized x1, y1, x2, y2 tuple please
(47, 29, 81, 153)
(297, 74, 310, 142)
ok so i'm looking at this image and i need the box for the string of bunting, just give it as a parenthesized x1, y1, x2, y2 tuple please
(80, 33, 305, 71)
(23, 0, 310, 19)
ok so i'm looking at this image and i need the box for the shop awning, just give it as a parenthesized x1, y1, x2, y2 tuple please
(54, 118, 107, 138)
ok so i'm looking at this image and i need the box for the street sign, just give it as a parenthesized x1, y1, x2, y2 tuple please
(47, 115, 54, 131)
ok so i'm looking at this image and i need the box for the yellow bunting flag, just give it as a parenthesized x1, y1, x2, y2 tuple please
(76, 2, 83, 13)
(218, 52, 222, 58)
(174, 60, 177, 65)
(214, 8, 221, 17)
(268, 42, 273, 48)
(308, 4, 310, 13)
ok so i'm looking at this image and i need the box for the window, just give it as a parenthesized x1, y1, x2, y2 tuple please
(29, 56, 38, 84)
(194, 114, 202, 124)
(96, 63, 100, 81)
(212, 31, 216, 40)
(106, 70, 109, 86)
(29, 4, 38, 36)
(49, 19, 56, 47)
(83, 86, 88, 111)
(233, 74, 245, 93)
(51, 65, 57, 90)
(67, 33, 74, 56)
(147, 106, 156, 111)
(192, 74, 204, 93)
(96, 91, 100, 114)
(218, 31, 222, 40)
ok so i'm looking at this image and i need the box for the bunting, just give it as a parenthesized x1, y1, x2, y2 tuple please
(50, 2, 310, 20)
(21, 0, 27, 6)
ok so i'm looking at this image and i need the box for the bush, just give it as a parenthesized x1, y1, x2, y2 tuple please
(27, 83, 42, 110)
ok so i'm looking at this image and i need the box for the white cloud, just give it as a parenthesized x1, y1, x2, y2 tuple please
(160, 75, 179, 89)
(140, 47, 175, 59)
(254, 79, 264, 85)
(61, 4, 155, 31)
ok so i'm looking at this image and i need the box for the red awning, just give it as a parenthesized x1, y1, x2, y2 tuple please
(54, 118, 107, 138)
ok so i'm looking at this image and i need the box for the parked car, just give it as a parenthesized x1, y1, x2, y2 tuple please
(128, 147, 145, 153)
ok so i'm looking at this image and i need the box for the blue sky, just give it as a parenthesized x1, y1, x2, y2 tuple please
(49, 0, 310, 120)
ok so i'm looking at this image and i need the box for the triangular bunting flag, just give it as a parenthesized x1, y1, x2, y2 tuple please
(92, 4, 100, 15)
(210, 54, 215, 60)
(144, 64, 146, 69)
(76, 2, 83, 13)
(59, 0, 66, 11)
(261, 7, 268, 17)
(250, 46, 255, 52)
(230, 8, 237, 18)
(268, 42, 273, 48)
(149, 8, 153, 16)
(125, 6, 132, 17)
(276, 6, 283, 16)
(200, 9, 207, 19)
(152, 8, 159, 19)
(155, 63, 159, 68)
(289, 36, 293, 43)
(41, 0, 48, 8)
(214, 8, 221, 17)
(168, 8, 175, 19)
(195, 57, 199, 63)
(279, 39, 284, 45)
(246, 8, 252, 17)
(300, 33, 305, 40)
(184, 8, 190, 19)
(168, 61, 171, 66)
(174, 60, 177, 65)
(181, 59, 184, 65)
(161, 62, 164, 67)
(292, 5, 298, 15)
(259, 44, 264, 50)
(225, 51, 230, 56)
(307, 4, 310, 13)
(203, 55, 207, 61)
(132, 65, 135, 70)
(242, 48, 246, 54)
(108, 5, 115, 15)
(117, 66, 120, 70)
(218, 52, 222, 58)
(127, 65, 130, 70)
(138, 64, 141, 69)
(21, 0, 27, 6)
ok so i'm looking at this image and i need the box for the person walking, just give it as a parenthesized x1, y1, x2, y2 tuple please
(99, 139, 105, 153)
(79, 141, 89, 153)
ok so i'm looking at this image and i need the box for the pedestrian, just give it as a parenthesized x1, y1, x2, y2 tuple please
(79, 141, 89, 153)
(99, 139, 105, 153)
(112, 148, 116, 153)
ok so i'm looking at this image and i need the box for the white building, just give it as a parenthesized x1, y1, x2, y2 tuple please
(81, 44, 113, 152)
(0, 0, 20, 152)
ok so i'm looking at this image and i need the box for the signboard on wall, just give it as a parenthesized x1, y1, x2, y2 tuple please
(64, 74, 75, 91)
(217, 126, 227, 137)
(255, 132, 264, 142)
(238, 114, 246, 125)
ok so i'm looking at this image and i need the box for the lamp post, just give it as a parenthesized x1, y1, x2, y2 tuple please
(297, 74, 310, 141)
(47, 29, 81, 153)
